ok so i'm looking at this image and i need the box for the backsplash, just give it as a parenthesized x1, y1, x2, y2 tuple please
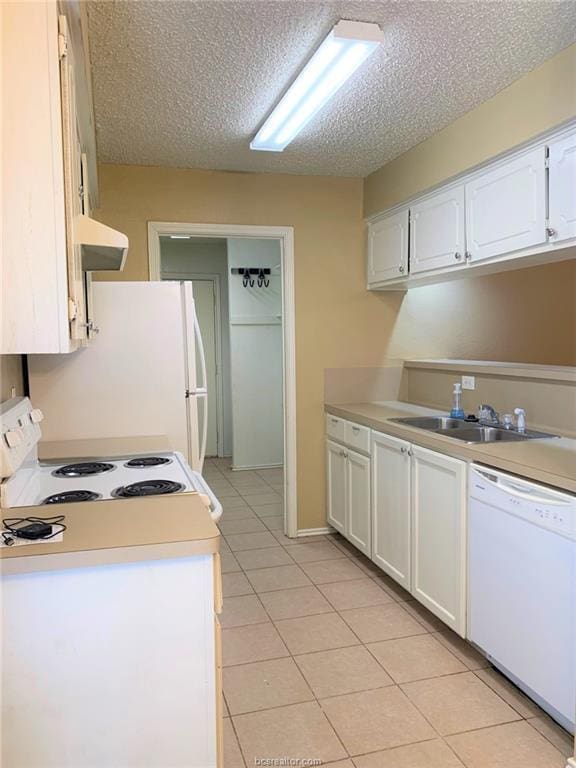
(404, 360, 576, 437)
(1, 356, 24, 402)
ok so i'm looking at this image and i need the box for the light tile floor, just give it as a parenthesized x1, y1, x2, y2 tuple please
(204, 458, 573, 768)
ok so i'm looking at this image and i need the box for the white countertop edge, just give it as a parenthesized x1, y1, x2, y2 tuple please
(0, 539, 218, 577)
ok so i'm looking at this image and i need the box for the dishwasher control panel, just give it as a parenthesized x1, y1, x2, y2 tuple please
(470, 465, 576, 540)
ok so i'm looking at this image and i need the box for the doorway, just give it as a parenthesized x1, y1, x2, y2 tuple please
(148, 222, 297, 538)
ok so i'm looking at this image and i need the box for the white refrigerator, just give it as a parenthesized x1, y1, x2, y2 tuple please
(28, 281, 209, 471)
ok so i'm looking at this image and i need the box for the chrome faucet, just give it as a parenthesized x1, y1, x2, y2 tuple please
(514, 407, 527, 433)
(478, 404, 500, 425)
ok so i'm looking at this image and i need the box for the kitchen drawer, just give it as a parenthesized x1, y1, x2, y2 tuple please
(344, 421, 370, 455)
(326, 414, 345, 442)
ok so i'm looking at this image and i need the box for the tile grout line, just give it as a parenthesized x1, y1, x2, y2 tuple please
(218, 500, 570, 764)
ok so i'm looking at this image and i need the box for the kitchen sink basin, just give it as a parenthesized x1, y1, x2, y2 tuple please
(391, 416, 464, 431)
(390, 416, 558, 444)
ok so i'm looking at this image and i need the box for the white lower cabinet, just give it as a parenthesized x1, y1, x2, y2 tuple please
(369, 433, 467, 636)
(411, 445, 467, 636)
(326, 428, 371, 557)
(326, 439, 347, 535)
(371, 431, 412, 590)
(346, 449, 371, 556)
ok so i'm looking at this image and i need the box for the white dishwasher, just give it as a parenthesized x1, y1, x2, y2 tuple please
(468, 464, 576, 733)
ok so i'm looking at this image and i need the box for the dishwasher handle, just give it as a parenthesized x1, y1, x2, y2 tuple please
(471, 466, 573, 507)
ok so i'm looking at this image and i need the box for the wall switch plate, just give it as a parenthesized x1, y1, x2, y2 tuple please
(462, 376, 476, 390)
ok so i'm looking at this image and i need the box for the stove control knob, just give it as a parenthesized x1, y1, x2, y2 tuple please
(30, 408, 44, 424)
(4, 429, 22, 448)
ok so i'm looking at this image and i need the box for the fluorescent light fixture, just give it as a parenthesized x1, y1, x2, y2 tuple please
(169, 235, 192, 239)
(250, 20, 383, 153)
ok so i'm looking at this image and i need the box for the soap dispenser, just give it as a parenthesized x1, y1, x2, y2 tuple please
(450, 382, 465, 419)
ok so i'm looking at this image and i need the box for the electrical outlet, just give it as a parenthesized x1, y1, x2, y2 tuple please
(462, 376, 475, 390)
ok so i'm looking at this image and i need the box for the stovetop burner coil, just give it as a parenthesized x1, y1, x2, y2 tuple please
(52, 462, 115, 478)
(124, 457, 172, 468)
(42, 490, 101, 505)
(113, 480, 185, 498)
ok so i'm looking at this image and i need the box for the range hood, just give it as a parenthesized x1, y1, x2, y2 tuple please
(74, 215, 129, 271)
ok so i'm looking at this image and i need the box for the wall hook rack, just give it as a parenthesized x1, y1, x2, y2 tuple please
(231, 267, 271, 288)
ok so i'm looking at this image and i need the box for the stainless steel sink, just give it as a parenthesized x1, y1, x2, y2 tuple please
(390, 416, 558, 444)
(391, 416, 464, 431)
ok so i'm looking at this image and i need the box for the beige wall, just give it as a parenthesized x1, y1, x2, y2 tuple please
(1, 356, 24, 401)
(365, 44, 576, 215)
(365, 42, 576, 368)
(93, 45, 576, 529)
(93, 165, 397, 529)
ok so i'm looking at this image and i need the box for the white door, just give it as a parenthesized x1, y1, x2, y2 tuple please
(346, 449, 371, 557)
(367, 209, 409, 285)
(465, 146, 547, 262)
(192, 280, 218, 457)
(410, 185, 466, 273)
(411, 446, 467, 636)
(371, 431, 412, 590)
(548, 131, 576, 244)
(326, 440, 347, 534)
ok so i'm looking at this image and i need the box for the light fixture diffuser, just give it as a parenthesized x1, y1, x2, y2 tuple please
(250, 20, 383, 153)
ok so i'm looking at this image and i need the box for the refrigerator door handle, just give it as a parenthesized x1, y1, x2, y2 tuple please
(193, 311, 209, 471)
(186, 388, 208, 397)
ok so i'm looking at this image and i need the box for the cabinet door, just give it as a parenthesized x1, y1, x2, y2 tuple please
(548, 132, 576, 243)
(326, 440, 347, 534)
(411, 446, 466, 636)
(346, 449, 371, 557)
(410, 186, 466, 273)
(465, 147, 546, 262)
(367, 209, 409, 285)
(59, 14, 88, 343)
(371, 431, 411, 590)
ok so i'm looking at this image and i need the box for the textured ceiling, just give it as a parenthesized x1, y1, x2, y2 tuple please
(88, 0, 576, 177)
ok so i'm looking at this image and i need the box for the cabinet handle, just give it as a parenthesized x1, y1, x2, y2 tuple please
(546, 227, 557, 238)
(398, 265, 405, 273)
(400, 446, 407, 453)
(465, 251, 471, 261)
(330, 418, 338, 425)
(352, 426, 360, 434)
(454, 252, 462, 261)
(340, 450, 348, 458)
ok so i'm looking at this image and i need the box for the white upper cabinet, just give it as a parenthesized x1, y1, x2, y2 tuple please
(367, 208, 409, 285)
(465, 147, 547, 263)
(2, 1, 70, 353)
(410, 185, 466, 274)
(366, 124, 576, 290)
(1, 1, 126, 354)
(548, 131, 576, 244)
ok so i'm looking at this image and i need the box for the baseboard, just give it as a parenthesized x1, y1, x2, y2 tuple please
(231, 463, 283, 471)
(297, 527, 334, 537)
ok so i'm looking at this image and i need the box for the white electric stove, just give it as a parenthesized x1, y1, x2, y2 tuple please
(0, 397, 222, 520)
